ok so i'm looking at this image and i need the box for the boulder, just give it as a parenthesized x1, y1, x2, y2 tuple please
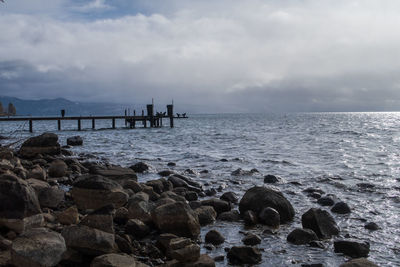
(90, 253, 149, 267)
(287, 228, 318, 245)
(364, 222, 380, 231)
(57, 206, 79, 225)
(239, 186, 295, 223)
(28, 165, 47, 181)
(242, 234, 261, 246)
(91, 165, 137, 182)
(334, 240, 370, 258)
(201, 198, 231, 214)
(71, 175, 129, 210)
(195, 206, 217, 226)
(158, 170, 176, 177)
(152, 202, 200, 238)
(317, 196, 335, 206)
(0, 173, 43, 233)
(129, 162, 150, 173)
(38, 186, 65, 209)
(263, 174, 282, 184)
(19, 133, 61, 158)
(220, 192, 238, 204)
(339, 258, 379, 267)
(243, 210, 258, 226)
(331, 202, 351, 214)
(205, 230, 225, 245)
(11, 228, 66, 267)
(227, 246, 262, 265)
(67, 136, 83, 146)
(127, 194, 153, 224)
(61, 225, 116, 256)
(258, 207, 280, 228)
(125, 219, 150, 239)
(146, 178, 172, 194)
(169, 242, 200, 263)
(80, 205, 115, 234)
(301, 208, 339, 239)
(187, 254, 215, 267)
(27, 179, 50, 194)
(217, 210, 240, 222)
(48, 159, 68, 178)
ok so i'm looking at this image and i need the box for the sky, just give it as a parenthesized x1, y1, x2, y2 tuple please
(1, 0, 400, 112)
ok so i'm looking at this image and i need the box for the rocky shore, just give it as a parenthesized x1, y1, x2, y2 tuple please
(0, 133, 380, 266)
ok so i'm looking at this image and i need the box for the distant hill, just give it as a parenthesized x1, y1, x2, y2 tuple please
(0, 96, 128, 116)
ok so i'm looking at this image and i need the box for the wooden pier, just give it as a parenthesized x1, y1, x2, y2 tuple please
(0, 104, 187, 132)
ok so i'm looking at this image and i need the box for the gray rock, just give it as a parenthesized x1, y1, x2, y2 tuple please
(227, 246, 262, 265)
(242, 234, 261, 246)
(205, 230, 225, 245)
(258, 207, 280, 228)
(334, 240, 370, 258)
(19, 133, 61, 158)
(317, 196, 335, 206)
(239, 186, 295, 223)
(67, 136, 83, 146)
(364, 222, 380, 231)
(201, 198, 231, 214)
(331, 202, 351, 214)
(48, 159, 68, 178)
(301, 208, 339, 239)
(217, 210, 240, 222)
(220, 192, 238, 204)
(263, 174, 282, 184)
(287, 228, 318, 245)
(195, 206, 217, 226)
(11, 228, 66, 267)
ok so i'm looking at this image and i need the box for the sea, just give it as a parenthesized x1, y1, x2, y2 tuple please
(1, 112, 399, 266)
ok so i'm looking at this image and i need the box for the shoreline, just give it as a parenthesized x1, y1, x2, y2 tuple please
(0, 132, 381, 266)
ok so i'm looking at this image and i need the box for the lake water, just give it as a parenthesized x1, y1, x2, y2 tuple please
(1, 113, 399, 266)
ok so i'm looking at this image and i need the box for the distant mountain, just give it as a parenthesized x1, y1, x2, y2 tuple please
(0, 96, 128, 116)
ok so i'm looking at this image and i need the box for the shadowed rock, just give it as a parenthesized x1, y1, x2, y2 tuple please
(334, 240, 370, 258)
(19, 133, 60, 158)
(302, 208, 339, 239)
(90, 253, 149, 267)
(227, 246, 262, 265)
(287, 228, 318, 245)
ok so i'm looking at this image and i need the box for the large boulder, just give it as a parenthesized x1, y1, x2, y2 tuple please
(61, 225, 116, 256)
(301, 208, 339, 239)
(0, 173, 43, 233)
(19, 133, 60, 158)
(152, 202, 200, 238)
(90, 253, 149, 267)
(67, 136, 83, 146)
(239, 186, 295, 223)
(227, 246, 262, 265)
(11, 228, 66, 267)
(71, 175, 129, 210)
(127, 193, 153, 224)
(334, 240, 370, 258)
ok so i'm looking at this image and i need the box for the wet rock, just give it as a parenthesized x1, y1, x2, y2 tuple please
(11, 228, 66, 267)
(258, 207, 280, 228)
(317, 196, 335, 206)
(38, 186, 65, 209)
(189, 201, 201, 210)
(127, 193, 152, 224)
(158, 170, 175, 177)
(308, 192, 321, 199)
(239, 186, 295, 223)
(242, 234, 261, 246)
(71, 175, 129, 210)
(146, 178, 173, 194)
(217, 210, 240, 222)
(185, 191, 198, 201)
(227, 246, 262, 265)
(301, 264, 323, 267)
(91, 165, 137, 182)
(122, 180, 143, 193)
(287, 228, 318, 245)
(61, 225, 116, 256)
(331, 202, 351, 214)
(263, 174, 282, 184)
(125, 219, 150, 239)
(48, 159, 68, 178)
(214, 255, 224, 262)
(80, 205, 115, 234)
(91, 253, 149, 267)
(243, 210, 258, 226)
(161, 191, 186, 202)
(309, 241, 325, 249)
(334, 240, 370, 258)
(115, 235, 133, 254)
(152, 202, 200, 238)
(220, 192, 238, 204)
(364, 222, 380, 231)
(301, 208, 339, 239)
(339, 258, 379, 267)
(303, 187, 325, 195)
(0, 159, 13, 170)
(0, 173, 43, 233)
(205, 188, 217, 196)
(205, 230, 225, 245)
(57, 206, 79, 225)
(167, 162, 176, 167)
(0, 236, 12, 250)
(169, 240, 200, 263)
(28, 165, 47, 181)
(189, 254, 215, 267)
(200, 170, 209, 174)
(195, 206, 217, 226)
(19, 133, 61, 158)
(67, 136, 83, 146)
(201, 198, 231, 215)
(130, 162, 151, 173)
(27, 178, 50, 194)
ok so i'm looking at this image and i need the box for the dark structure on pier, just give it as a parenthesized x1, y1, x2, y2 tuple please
(0, 103, 187, 132)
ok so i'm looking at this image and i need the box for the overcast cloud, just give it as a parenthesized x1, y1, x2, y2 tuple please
(1, 0, 400, 112)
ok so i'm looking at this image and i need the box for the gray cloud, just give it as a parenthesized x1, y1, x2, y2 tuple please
(1, 1, 400, 112)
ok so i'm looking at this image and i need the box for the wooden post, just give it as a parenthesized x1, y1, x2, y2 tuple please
(132, 119, 136, 128)
(78, 119, 81, 131)
(112, 118, 116, 129)
(92, 118, 95, 129)
(167, 104, 174, 128)
(124, 109, 127, 126)
(57, 119, 61, 131)
(29, 119, 33, 132)
(147, 104, 154, 127)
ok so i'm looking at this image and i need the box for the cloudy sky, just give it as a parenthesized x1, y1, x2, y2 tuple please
(1, 0, 400, 112)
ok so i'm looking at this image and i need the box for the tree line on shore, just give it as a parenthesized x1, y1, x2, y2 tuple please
(0, 102, 16, 116)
